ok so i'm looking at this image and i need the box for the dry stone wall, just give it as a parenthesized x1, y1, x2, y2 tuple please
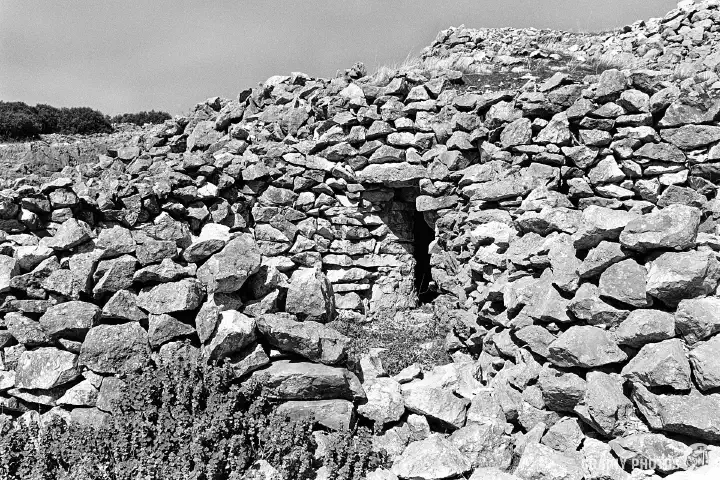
(4, 1, 720, 478)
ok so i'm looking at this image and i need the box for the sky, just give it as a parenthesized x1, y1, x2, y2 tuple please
(0, 0, 678, 116)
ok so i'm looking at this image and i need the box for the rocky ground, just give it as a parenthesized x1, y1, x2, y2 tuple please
(4, 0, 720, 479)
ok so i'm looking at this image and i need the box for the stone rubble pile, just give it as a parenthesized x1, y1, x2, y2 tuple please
(4, 1, 720, 478)
(422, 0, 720, 88)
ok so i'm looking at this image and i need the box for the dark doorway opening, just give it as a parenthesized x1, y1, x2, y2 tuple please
(413, 210, 438, 304)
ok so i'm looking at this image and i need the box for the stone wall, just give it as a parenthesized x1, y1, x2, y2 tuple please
(4, 1, 720, 477)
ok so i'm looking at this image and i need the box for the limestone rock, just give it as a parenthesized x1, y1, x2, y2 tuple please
(572, 206, 638, 249)
(542, 417, 584, 453)
(206, 310, 257, 359)
(15, 348, 79, 389)
(286, 266, 335, 322)
(0, 255, 18, 293)
(548, 326, 627, 368)
(646, 250, 720, 306)
(391, 435, 472, 480)
(79, 323, 151, 374)
(581, 437, 629, 480)
(537, 366, 587, 412)
(689, 334, 720, 391)
(137, 279, 203, 314)
(256, 313, 348, 365)
(575, 371, 636, 438)
(598, 258, 649, 307)
(675, 297, 720, 344)
(44, 218, 92, 251)
(615, 309, 676, 348)
(5, 312, 53, 346)
(402, 384, 469, 430)
(578, 241, 627, 279)
(620, 204, 701, 252)
(621, 339, 691, 390)
(610, 433, 695, 474)
(251, 360, 364, 401)
(56, 378, 99, 407)
(39, 301, 100, 340)
(515, 441, 583, 480)
(449, 422, 513, 470)
(196, 234, 262, 293)
(148, 314, 196, 348)
(358, 377, 405, 427)
(101, 290, 147, 322)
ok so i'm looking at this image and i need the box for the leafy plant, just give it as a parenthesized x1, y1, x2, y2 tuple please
(110, 110, 171, 126)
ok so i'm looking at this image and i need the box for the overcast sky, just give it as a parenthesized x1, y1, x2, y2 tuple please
(0, 1, 677, 115)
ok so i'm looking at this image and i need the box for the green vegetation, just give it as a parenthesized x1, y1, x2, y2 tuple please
(0, 353, 383, 480)
(0, 101, 112, 141)
(110, 110, 171, 126)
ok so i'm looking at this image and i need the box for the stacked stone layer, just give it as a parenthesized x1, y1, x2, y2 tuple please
(4, 1, 720, 478)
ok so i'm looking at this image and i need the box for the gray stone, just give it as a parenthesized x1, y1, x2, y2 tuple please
(101, 290, 147, 322)
(44, 218, 92, 251)
(391, 435, 472, 480)
(148, 314, 195, 348)
(206, 310, 257, 359)
(610, 433, 694, 474)
(137, 279, 203, 314)
(196, 234, 262, 293)
(286, 266, 335, 322)
(402, 384, 469, 430)
(689, 334, 720, 391)
(620, 204, 701, 252)
(79, 323, 151, 374)
(357, 162, 428, 187)
(578, 241, 628, 279)
(621, 339, 691, 390)
(358, 377, 405, 427)
(646, 250, 720, 306)
(536, 112, 571, 146)
(133, 258, 192, 284)
(634, 142, 686, 163)
(275, 399, 354, 431)
(469, 468, 520, 480)
(226, 342, 270, 378)
(251, 360, 365, 401)
(675, 297, 720, 344)
(515, 442, 583, 480)
(56, 378, 99, 407)
(569, 283, 630, 326)
(660, 125, 720, 150)
(39, 301, 100, 340)
(96, 225, 136, 258)
(575, 371, 635, 438)
(500, 117, 532, 148)
(449, 422, 513, 470)
(542, 417, 585, 452)
(15, 348, 79, 389)
(572, 206, 638, 249)
(598, 258, 649, 307)
(537, 366, 587, 412)
(581, 437, 629, 480)
(256, 313, 348, 365)
(548, 326, 627, 368)
(615, 309, 676, 348)
(0, 255, 18, 293)
(93, 255, 136, 297)
(96, 376, 126, 413)
(5, 312, 53, 346)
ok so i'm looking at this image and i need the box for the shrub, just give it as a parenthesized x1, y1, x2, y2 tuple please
(0, 352, 318, 480)
(110, 110, 171, 126)
(0, 101, 42, 140)
(322, 427, 386, 480)
(35, 104, 61, 134)
(56, 107, 112, 135)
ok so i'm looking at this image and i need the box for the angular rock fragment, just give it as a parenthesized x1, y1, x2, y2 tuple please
(137, 279, 203, 314)
(39, 301, 100, 340)
(148, 314, 196, 348)
(449, 422, 513, 470)
(286, 266, 335, 322)
(79, 323, 151, 374)
(391, 435, 472, 480)
(619, 204, 700, 252)
(15, 348, 79, 389)
(276, 399, 354, 431)
(575, 371, 635, 438)
(548, 326, 627, 368)
(621, 339, 691, 390)
(206, 310, 257, 359)
(615, 309, 675, 348)
(675, 297, 720, 344)
(358, 377, 405, 428)
(646, 250, 720, 306)
(689, 334, 720, 391)
(515, 442, 583, 480)
(598, 258, 649, 307)
(251, 360, 364, 401)
(196, 234, 261, 293)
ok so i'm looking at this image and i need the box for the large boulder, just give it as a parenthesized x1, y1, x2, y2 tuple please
(79, 323, 151, 374)
(675, 297, 720, 344)
(574, 372, 636, 438)
(548, 326, 627, 368)
(205, 310, 257, 359)
(619, 204, 701, 252)
(256, 313, 348, 365)
(391, 435, 472, 480)
(196, 234, 262, 293)
(39, 301, 101, 340)
(137, 279, 204, 314)
(14, 348, 79, 389)
(286, 266, 335, 322)
(615, 309, 676, 348)
(251, 360, 365, 401)
(621, 339, 692, 390)
(646, 251, 720, 306)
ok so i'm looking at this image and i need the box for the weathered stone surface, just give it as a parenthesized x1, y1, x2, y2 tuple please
(500, 117, 532, 148)
(391, 435, 472, 480)
(5, 312, 53, 346)
(358, 377, 405, 427)
(581, 437, 629, 480)
(578, 240, 627, 279)
(572, 206, 638, 249)
(515, 442, 583, 480)
(689, 334, 720, 391)
(39, 301, 100, 340)
(137, 279, 203, 314)
(402, 384, 469, 429)
(206, 310, 257, 359)
(646, 251, 720, 306)
(620, 204, 700, 252)
(0, 255, 18, 293)
(542, 417, 584, 453)
(615, 309, 676, 348)
(285, 266, 335, 322)
(251, 360, 364, 401)
(575, 371, 635, 438)
(548, 326, 627, 368)
(148, 314, 195, 348)
(660, 125, 720, 150)
(598, 258, 649, 307)
(449, 422, 513, 470)
(43, 218, 92, 251)
(632, 384, 720, 442)
(96, 377, 126, 413)
(275, 399, 354, 431)
(226, 342, 270, 378)
(537, 366, 587, 412)
(79, 323, 151, 374)
(357, 162, 428, 187)
(256, 313, 348, 365)
(196, 234, 262, 293)
(621, 339, 691, 390)
(101, 290, 147, 322)
(675, 297, 720, 344)
(57, 378, 99, 407)
(15, 348, 79, 389)
(610, 433, 695, 474)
